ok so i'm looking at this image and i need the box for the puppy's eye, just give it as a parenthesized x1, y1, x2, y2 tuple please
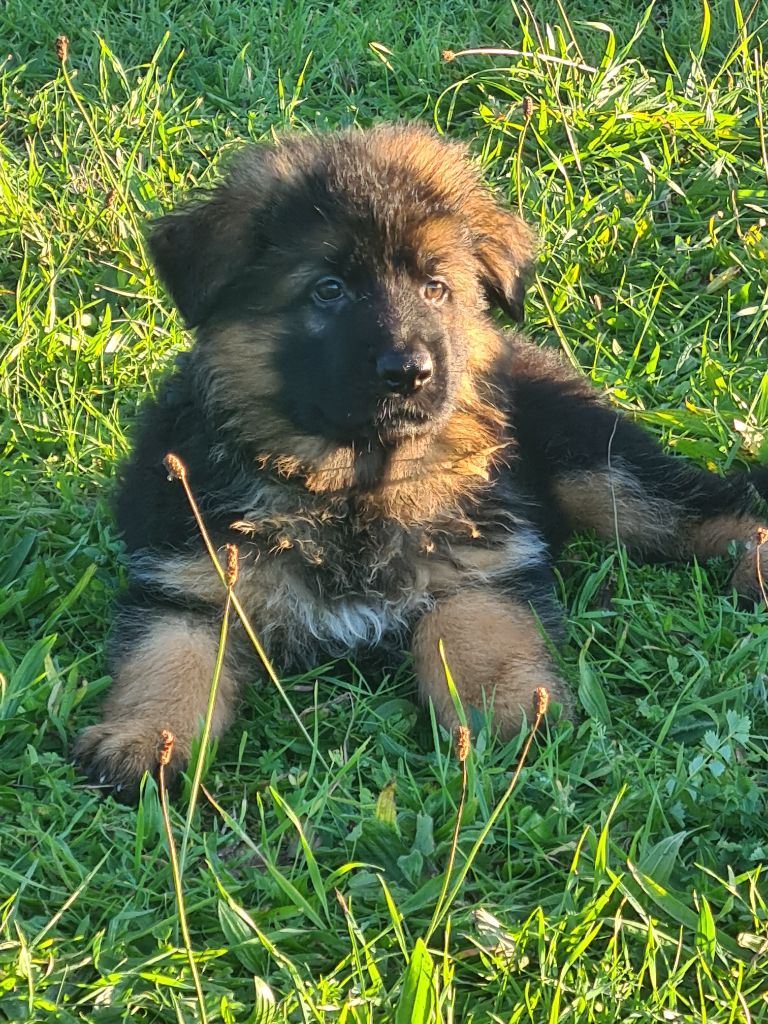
(312, 277, 346, 303)
(423, 279, 449, 304)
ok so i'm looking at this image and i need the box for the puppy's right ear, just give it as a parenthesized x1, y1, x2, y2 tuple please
(148, 188, 254, 327)
(149, 146, 285, 327)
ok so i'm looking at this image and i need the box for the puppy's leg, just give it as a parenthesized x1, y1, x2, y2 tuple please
(412, 590, 572, 738)
(552, 457, 768, 603)
(510, 350, 768, 603)
(75, 610, 238, 801)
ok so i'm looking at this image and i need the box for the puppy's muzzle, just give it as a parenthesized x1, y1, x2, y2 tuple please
(376, 347, 433, 396)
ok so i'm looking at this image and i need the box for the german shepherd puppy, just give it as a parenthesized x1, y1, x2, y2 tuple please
(75, 123, 768, 800)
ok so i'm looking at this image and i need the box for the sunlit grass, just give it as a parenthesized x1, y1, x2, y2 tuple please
(1, 0, 767, 1019)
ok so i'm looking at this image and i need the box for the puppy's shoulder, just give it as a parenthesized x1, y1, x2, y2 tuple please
(115, 356, 227, 552)
(500, 333, 591, 392)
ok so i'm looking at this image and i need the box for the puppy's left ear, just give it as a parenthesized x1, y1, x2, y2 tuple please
(473, 205, 537, 322)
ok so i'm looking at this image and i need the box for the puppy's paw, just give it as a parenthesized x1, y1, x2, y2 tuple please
(731, 528, 768, 607)
(73, 720, 188, 803)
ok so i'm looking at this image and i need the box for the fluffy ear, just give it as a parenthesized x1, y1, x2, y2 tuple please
(472, 204, 537, 322)
(148, 195, 249, 327)
(148, 147, 280, 327)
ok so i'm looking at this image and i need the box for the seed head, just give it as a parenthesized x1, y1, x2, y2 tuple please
(55, 35, 69, 64)
(158, 729, 175, 767)
(163, 452, 187, 482)
(757, 526, 768, 546)
(522, 95, 534, 121)
(442, 49, 456, 62)
(104, 188, 116, 209)
(224, 543, 239, 587)
(534, 687, 550, 718)
(455, 725, 471, 763)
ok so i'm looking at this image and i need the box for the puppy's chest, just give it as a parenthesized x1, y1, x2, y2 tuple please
(251, 511, 429, 605)
(239, 501, 545, 660)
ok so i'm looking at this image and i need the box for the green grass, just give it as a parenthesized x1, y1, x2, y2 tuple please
(2, 0, 768, 1019)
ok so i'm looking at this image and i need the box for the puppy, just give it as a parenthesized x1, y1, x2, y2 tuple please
(75, 123, 768, 800)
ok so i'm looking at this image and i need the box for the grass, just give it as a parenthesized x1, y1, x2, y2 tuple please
(2, 0, 768, 1019)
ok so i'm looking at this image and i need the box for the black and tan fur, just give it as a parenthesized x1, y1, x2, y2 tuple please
(75, 123, 768, 800)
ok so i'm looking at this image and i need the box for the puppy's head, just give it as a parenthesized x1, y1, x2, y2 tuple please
(150, 124, 534, 461)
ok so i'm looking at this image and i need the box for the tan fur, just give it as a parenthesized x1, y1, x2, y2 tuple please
(463, 322, 505, 376)
(157, 528, 511, 603)
(143, 532, 542, 632)
(416, 534, 543, 594)
(363, 124, 536, 283)
(414, 546, 502, 593)
(245, 389, 507, 523)
(133, 551, 304, 625)
(731, 530, 768, 604)
(553, 468, 682, 554)
(409, 216, 470, 261)
(417, 540, 507, 589)
(687, 514, 762, 558)
(74, 615, 238, 787)
(405, 218, 484, 299)
(368, 409, 506, 522)
(554, 471, 768, 602)
(412, 590, 572, 737)
(133, 552, 247, 605)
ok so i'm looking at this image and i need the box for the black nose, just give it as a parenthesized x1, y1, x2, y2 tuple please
(376, 349, 433, 395)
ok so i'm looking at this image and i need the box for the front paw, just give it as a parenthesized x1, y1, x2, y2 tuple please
(731, 528, 768, 607)
(73, 720, 188, 803)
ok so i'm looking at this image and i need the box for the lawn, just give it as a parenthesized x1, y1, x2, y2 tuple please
(2, 0, 768, 1019)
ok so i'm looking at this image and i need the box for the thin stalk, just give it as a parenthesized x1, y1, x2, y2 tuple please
(427, 688, 550, 938)
(179, 587, 233, 877)
(163, 454, 327, 769)
(444, 45, 596, 74)
(158, 731, 209, 1024)
(425, 727, 470, 943)
(756, 527, 768, 608)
